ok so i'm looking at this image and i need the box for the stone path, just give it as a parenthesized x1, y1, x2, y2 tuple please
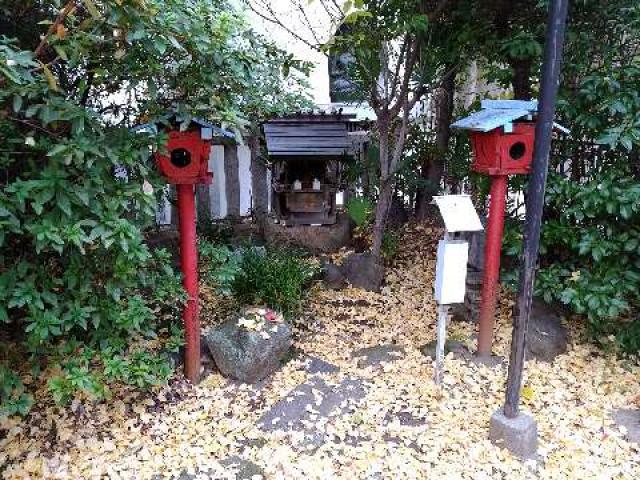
(159, 339, 551, 478)
(352, 344, 406, 368)
(612, 409, 640, 444)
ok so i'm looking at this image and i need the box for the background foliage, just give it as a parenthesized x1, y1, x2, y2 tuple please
(497, 1, 640, 352)
(0, 0, 310, 413)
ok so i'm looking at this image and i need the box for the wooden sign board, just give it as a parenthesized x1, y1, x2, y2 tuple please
(433, 195, 483, 233)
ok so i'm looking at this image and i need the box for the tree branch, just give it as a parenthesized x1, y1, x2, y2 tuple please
(8, 116, 62, 139)
(34, 1, 77, 59)
(247, 0, 324, 52)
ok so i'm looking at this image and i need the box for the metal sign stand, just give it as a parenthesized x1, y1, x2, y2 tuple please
(432, 196, 483, 385)
(434, 303, 449, 385)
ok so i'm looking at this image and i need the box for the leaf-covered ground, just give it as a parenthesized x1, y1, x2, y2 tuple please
(2, 223, 639, 479)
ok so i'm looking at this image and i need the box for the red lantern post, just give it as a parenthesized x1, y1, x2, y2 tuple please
(176, 184, 200, 383)
(476, 174, 508, 357)
(155, 124, 213, 384)
(452, 106, 544, 358)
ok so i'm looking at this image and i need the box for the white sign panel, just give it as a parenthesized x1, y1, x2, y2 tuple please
(433, 195, 483, 233)
(434, 239, 469, 305)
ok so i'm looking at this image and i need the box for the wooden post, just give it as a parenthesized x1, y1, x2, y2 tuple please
(476, 174, 509, 357)
(503, 0, 569, 418)
(176, 184, 201, 384)
(224, 144, 240, 218)
(249, 135, 268, 231)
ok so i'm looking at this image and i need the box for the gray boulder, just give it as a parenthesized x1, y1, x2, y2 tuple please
(205, 316, 292, 383)
(342, 252, 385, 292)
(322, 262, 347, 290)
(612, 409, 640, 444)
(525, 299, 568, 362)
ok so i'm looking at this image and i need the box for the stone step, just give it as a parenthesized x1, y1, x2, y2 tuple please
(258, 376, 366, 433)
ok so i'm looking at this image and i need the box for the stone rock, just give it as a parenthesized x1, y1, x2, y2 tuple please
(612, 409, 640, 444)
(342, 253, 385, 292)
(220, 456, 265, 480)
(205, 317, 292, 383)
(352, 344, 405, 368)
(419, 340, 467, 359)
(526, 299, 568, 362)
(322, 262, 347, 290)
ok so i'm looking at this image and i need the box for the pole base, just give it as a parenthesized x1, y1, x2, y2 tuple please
(489, 408, 538, 460)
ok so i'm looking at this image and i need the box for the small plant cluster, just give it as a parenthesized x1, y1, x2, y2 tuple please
(346, 197, 374, 228)
(199, 240, 318, 318)
(0, 366, 32, 417)
(199, 241, 244, 295)
(232, 248, 318, 318)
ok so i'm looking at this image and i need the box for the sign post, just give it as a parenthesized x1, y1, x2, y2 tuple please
(503, 0, 570, 419)
(432, 195, 483, 384)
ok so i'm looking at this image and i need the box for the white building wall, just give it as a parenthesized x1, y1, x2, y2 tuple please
(210, 145, 227, 219)
(238, 145, 252, 216)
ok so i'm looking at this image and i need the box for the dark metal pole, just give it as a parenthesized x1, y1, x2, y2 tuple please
(503, 0, 570, 418)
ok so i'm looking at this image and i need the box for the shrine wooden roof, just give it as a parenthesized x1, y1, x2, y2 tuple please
(452, 100, 569, 134)
(264, 113, 357, 157)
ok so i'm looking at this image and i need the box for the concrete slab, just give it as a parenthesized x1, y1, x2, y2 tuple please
(489, 409, 538, 460)
(258, 376, 366, 433)
(612, 408, 640, 443)
(352, 345, 405, 368)
(303, 355, 340, 375)
(383, 409, 428, 427)
(220, 456, 265, 480)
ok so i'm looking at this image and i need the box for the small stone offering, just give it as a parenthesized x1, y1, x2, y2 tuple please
(205, 307, 292, 383)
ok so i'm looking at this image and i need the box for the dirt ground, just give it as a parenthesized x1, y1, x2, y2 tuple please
(1, 223, 639, 479)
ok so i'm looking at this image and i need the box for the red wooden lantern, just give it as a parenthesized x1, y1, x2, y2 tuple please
(149, 118, 226, 385)
(155, 130, 212, 185)
(451, 100, 569, 359)
(469, 122, 536, 176)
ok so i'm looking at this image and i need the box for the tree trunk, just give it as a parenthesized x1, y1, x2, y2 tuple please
(361, 141, 371, 199)
(224, 144, 240, 218)
(195, 184, 211, 226)
(371, 120, 391, 259)
(249, 134, 268, 233)
(509, 57, 533, 100)
(415, 69, 456, 219)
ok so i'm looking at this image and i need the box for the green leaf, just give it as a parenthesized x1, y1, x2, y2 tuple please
(12, 95, 23, 113)
(82, 0, 101, 19)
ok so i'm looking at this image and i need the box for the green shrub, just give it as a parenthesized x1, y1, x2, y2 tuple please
(0, 366, 33, 417)
(346, 197, 374, 227)
(199, 240, 244, 294)
(381, 232, 400, 261)
(231, 248, 318, 318)
(503, 170, 640, 353)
